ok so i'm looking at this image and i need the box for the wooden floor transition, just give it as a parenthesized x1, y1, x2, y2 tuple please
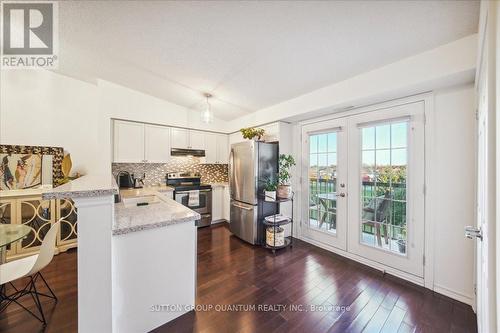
(0, 224, 477, 333)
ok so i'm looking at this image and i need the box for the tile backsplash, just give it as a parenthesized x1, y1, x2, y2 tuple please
(112, 157, 228, 186)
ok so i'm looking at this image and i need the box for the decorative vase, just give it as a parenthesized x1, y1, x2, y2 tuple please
(277, 185, 291, 199)
(264, 190, 276, 202)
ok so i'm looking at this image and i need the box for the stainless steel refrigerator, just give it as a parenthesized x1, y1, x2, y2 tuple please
(229, 141, 279, 245)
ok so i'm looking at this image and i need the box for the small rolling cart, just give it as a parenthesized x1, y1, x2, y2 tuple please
(261, 192, 294, 254)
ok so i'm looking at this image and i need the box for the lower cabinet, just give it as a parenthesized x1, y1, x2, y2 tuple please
(0, 195, 78, 261)
(211, 185, 230, 222)
(222, 186, 230, 221)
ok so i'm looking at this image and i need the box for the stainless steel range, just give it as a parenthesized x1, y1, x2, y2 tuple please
(166, 172, 212, 227)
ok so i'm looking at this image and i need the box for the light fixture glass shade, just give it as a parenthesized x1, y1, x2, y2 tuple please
(201, 94, 214, 123)
(201, 107, 213, 123)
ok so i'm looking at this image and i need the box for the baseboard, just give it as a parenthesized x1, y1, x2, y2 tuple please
(299, 235, 475, 306)
(299, 235, 424, 286)
(433, 284, 474, 306)
(211, 219, 228, 225)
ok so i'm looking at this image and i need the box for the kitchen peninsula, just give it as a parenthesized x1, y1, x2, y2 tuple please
(41, 175, 199, 333)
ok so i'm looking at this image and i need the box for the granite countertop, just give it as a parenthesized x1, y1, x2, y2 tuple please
(42, 175, 118, 200)
(119, 185, 174, 198)
(113, 188, 199, 236)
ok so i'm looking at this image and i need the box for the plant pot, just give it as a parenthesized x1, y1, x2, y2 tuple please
(264, 191, 276, 202)
(397, 239, 406, 253)
(277, 185, 292, 199)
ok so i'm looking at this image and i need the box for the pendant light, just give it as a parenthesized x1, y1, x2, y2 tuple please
(201, 93, 214, 124)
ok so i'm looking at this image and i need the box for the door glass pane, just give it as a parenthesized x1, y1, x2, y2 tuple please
(360, 121, 408, 255)
(309, 132, 338, 234)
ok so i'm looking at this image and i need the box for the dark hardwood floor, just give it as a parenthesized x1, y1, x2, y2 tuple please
(0, 224, 477, 333)
(0, 248, 77, 333)
(155, 224, 477, 333)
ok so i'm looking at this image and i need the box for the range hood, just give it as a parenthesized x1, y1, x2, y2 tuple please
(170, 148, 205, 157)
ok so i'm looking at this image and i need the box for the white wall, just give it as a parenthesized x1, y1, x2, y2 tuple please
(432, 84, 476, 304)
(0, 70, 100, 174)
(226, 34, 478, 132)
(291, 85, 476, 305)
(0, 70, 230, 176)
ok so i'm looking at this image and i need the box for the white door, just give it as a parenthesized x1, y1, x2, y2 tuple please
(347, 102, 425, 277)
(301, 118, 348, 250)
(144, 124, 171, 163)
(475, 105, 490, 333)
(189, 131, 205, 150)
(300, 101, 425, 277)
(171, 128, 189, 149)
(113, 120, 145, 163)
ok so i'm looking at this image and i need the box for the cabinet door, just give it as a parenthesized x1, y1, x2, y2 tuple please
(212, 187, 223, 221)
(204, 133, 217, 163)
(113, 120, 145, 163)
(171, 128, 189, 149)
(216, 134, 229, 163)
(222, 186, 230, 221)
(189, 130, 205, 150)
(145, 125, 171, 163)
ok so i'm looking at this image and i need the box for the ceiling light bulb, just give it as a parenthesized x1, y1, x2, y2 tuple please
(201, 93, 213, 124)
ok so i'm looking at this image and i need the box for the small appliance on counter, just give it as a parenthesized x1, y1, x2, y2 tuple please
(117, 171, 134, 188)
(166, 172, 212, 227)
(133, 173, 145, 188)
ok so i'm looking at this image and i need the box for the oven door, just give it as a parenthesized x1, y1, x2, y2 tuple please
(175, 189, 212, 226)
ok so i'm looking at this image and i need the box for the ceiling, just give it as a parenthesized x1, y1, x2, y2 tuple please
(57, 1, 480, 120)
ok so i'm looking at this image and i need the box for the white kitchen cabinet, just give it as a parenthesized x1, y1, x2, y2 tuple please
(204, 133, 217, 163)
(189, 131, 205, 150)
(216, 134, 229, 163)
(113, 120, 145, 163)
(171, 128, 189, 149)
(144, 124, 171, 163)
(211, 186, 223, 222)
(222, 185, 230, 221)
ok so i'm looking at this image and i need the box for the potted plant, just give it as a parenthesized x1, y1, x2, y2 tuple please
(240, 127, 265, 141)
(277, 154, 296, 199)
(263, 178, 277, 202)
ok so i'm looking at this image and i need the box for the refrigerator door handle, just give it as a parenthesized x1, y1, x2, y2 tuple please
(229, 148, 234, 197)
(231, 202, 253, 211)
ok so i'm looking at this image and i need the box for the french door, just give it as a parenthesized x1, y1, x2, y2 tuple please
(301, 118, 348, 250)
(302, 101, 425, 277)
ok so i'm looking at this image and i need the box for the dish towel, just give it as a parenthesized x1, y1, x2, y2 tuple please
(188, 190, 200, 207)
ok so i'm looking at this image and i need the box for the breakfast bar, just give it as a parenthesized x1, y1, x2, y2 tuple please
(40, 175, 199, 333)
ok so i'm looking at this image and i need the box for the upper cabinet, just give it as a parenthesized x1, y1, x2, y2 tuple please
(205, 133, 228, 164)
(144, 124, 171, 163)
(113, 120, 145, 163)
(171, 129, 205, 150)
(204, 133, 217, 163)
(171, 128, 189, 149)
(189, 131, 205, 150)
(113, 121, 171, 163)
(216, 134, 229, 163)
(113, 120, 230, 164)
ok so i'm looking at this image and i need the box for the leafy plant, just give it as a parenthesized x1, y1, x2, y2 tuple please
(240, 127, 265, 140)
(278, 154, 296, 185)
(262, 178, 277, 191)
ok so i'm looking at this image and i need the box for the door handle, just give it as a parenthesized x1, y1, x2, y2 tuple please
(231, 203, 253, 211)
(465, 226, 483, 240)
(339, 193, 346, 197)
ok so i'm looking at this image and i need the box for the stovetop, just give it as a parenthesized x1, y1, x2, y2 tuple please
(166, 172, 211, 192)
